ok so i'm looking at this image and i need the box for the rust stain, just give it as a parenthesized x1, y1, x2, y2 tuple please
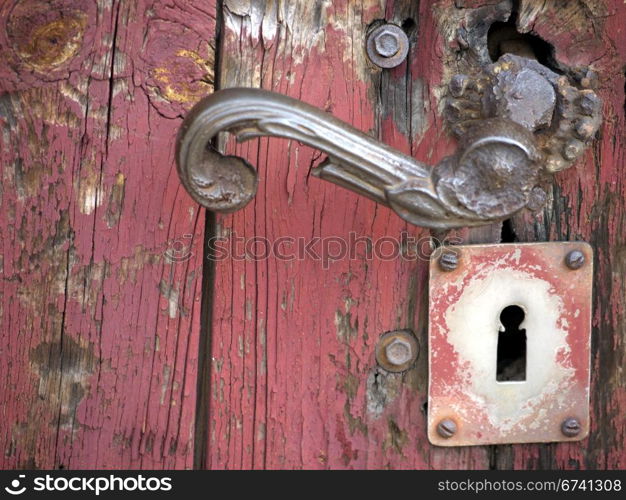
(341, 371, 359, 399)
(335, 415, 357, 466)
(343, 401, 368, 437)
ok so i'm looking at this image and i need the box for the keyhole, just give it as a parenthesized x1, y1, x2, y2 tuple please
(496, 305, 527, 382)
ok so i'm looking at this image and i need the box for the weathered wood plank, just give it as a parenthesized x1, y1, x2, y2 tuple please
(207, 0, 626, 469)
(0, 0, 217, 469)
(506, 0, 626, 470)
(207, 0, 482, 469)
(2, 0, 623, 471)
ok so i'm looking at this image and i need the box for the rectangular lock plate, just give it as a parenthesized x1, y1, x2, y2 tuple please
(428, 242, 592, 446)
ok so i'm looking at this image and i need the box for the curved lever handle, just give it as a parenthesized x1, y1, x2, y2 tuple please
(176, 88, 541, 229)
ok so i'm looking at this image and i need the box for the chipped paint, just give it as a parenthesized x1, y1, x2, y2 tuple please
(334, 309, 358, 344)
(159, 280, 181, 319)
(0, 0, 207, 471)
(29, 336, 97, 430)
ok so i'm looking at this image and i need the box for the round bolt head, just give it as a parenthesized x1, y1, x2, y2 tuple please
(576, 118, 596, 140)
(449, 74, 470, 98)
(437, 418, 457, 439)
(579, 91, 600, 116)
(438, 249, 459, 271)
(494, 68, 556, 131)
(375, 330, 418, 373)
(561, 417, 582, 437)
(385, 338, 412, 366)
(526, 186, 547, 212)
(374, 31, 400, 58)
(580, 70, 597, 89)
(563, 140, 584, 161)
(565, 249, 585, 270)
(366, 24, 409, 69)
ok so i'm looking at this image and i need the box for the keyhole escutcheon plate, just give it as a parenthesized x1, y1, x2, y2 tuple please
(428, 242, 593, 446)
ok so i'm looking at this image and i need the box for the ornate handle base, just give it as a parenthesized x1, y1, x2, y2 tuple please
(176, 88, 542, 229)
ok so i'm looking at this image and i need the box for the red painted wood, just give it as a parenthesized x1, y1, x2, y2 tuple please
(0, 0, 216, 469)
(207, 0, 479, 469)
(1, 0, 625, 471)
(206, 0, 626, 469)
(511, 0, 626, 470)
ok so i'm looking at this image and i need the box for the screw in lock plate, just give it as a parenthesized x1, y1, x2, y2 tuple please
(561, 417, 582, 437)
(385, 338, 412, 366)
(565, 249, 585, 270)
(366, 23, 409, 69)
(375, 330, 418, 373)
(436, 418, 457, 439)
(438, 248, 459, 272)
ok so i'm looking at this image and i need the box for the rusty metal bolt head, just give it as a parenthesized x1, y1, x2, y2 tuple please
(579, 91, 601, 116)
(491, 67, 556, 131)
(580, 70, 597, 89)
(366, 24, 409, 69)
(561, 417, 582, 437)
(526, 186, 547, 212)
(565, 250, 585, 270)
(449, 74, 470, 98)
(385, 338, 413, 366)
(438, 249, 459, 272)
(374, 31, 400, 58)
(375, 330, 418, 373)
(437, 418, 457, 439)
(563, 140, 584, 161)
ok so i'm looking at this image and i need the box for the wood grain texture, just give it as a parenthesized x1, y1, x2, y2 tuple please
(506, 0, 626, 470)
(206, 0, 626, 469)
(1, 0, 624, 471)
(0, 0, 216, 469)
(208, 0, 478, 469)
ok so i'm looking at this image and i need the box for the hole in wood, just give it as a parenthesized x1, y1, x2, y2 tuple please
(496, 305, 527, 382)
(500, 218, 517, 243)
(487, 5, 557, 72)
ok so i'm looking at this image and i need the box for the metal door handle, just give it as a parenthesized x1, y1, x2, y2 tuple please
(176, 54, 600, 229)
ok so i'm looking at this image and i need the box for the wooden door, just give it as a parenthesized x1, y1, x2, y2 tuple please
(0, 0, 217, 469)
(2, 0, 626, 470)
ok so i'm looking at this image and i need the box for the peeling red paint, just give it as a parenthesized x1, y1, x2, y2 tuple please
(1, 0, 626, 471)
(0, 0, 214, 469)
